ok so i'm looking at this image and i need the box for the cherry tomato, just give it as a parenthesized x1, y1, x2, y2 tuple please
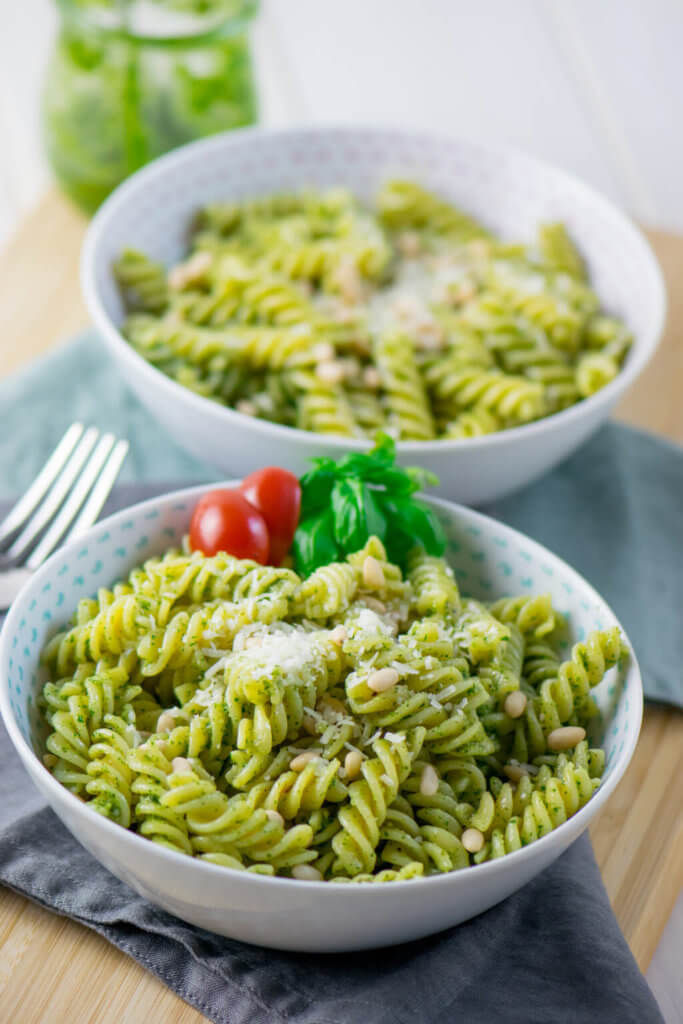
(189, 489, 269, 562)
(240, 467, 301, 565)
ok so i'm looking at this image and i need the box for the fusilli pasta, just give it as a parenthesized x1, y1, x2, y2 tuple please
(40, 536, 622, 882)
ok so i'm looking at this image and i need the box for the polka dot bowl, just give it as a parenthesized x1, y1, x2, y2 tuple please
(0, 485, 642, 952)
(81, 125, 666, 504)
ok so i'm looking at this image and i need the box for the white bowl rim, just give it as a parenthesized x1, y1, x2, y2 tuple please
(81, 123, 667, 456)
(0, 481, 643, 892)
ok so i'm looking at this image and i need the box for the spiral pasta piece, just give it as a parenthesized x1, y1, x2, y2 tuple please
(535, 627, 622, 732)
(113, 248, 169, 313)
(538, 222, 586, 281)
(407, 548, 461, 617)
(129, 741, 194, 854)
(489, 594, 556, 639)
(576, 353, 619, 398)
(294, 561, 358, 618)
(426, 363, 544, 425)
(473, 760, 598, 862)
(377, 180, 489, 241)
(332, 731, 425, 876)
(85, 715, 136, 827)
(288, 369, 360, 437)
(375, 332, 436, 440)
(43, 593, 153, 676)
(163, 763, 317, 870)
(441, 406, 500, 439)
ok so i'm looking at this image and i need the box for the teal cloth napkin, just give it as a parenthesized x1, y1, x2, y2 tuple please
(1, 330, 681, 708)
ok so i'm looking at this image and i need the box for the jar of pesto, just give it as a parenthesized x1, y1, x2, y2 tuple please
(43, 0, 259, 212)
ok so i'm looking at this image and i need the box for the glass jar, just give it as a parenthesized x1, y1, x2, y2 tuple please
(43, 0, 259, 212)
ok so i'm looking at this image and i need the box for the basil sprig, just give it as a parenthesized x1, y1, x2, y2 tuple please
(293, 434, 446, 575)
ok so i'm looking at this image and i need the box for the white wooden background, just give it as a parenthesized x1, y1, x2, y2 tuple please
(1, 2, 681, 1020)
(5, 0, 683, 246)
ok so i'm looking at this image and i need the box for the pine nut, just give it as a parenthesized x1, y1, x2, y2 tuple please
(289, 751, 320, 771)
(420, 763, 439, 796)
(393, 294, 421, 321)
(291, 864, 323, 882)
(363, 366, 382, 390)
(236, 399, 257, 417)
(414, 319, 444, 348)
(265, 809, 284, 828)
(504, 691, 527, 719)
(335, 260, 363, 303)
(342, 357, 361, 380)
(329, 625, 348, 645)
(168, 251, 211, 290)
(316, 360, 346, 385)
(547, 726, 586, 751)
(156, 710, 177, 733)
(367, 667, 399, 693)
(332, 303, 357, 325)
(503, 763, 528, 783)
(363, 596, 386, 613)
(397, 231, 421, 257)
(301, 714, 318, 736)
(312, 341, 335, 363)
(344, 750, 363, 781)
(171, 757, 193, 775)
(362, 555, 386, 589)
(462, 828, 485, 853)
(456, 280, 476, 304)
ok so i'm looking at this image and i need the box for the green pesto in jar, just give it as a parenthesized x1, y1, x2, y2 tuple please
(43, 0, 259, 212)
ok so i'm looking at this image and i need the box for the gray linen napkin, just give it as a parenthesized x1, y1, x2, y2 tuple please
(0, 475, 672, 1023)
(0, 719, 663, 1024)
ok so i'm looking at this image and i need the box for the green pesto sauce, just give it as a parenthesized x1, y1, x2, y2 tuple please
(43, 4, 258, 212)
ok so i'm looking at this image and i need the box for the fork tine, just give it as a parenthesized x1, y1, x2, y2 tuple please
(62, 438, 130, 545)
(7, 427, 100, 561)
(26, 437, 129, 569)
(25, 433, 115, 569)
(0, 423, 84, 546)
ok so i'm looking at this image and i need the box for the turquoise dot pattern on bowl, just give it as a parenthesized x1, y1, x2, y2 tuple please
(2, 496, 635, 780)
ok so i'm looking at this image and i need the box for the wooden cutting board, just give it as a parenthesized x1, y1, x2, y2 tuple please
(0, 191, 681, 1024)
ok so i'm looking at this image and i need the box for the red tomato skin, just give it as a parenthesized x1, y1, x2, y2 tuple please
(240, 467, 301, 565)
(189, 489, 269, 563)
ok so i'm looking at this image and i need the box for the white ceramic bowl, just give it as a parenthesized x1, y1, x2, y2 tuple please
(0, 485, 641, 952)
(82, 126, 665, 504)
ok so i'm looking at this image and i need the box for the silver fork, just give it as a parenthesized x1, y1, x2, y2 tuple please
(0, 423, 129, 610)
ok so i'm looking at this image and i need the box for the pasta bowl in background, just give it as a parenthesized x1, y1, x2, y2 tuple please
(81, 126, 665, 504)
(0, 484, 642, 952)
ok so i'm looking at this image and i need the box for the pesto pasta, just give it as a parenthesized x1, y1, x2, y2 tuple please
(39, 536, 622, 882)
(114, 182, 632, 440)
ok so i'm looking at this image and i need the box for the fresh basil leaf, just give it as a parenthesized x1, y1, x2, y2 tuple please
(300, 467, 338, 518)
(371, 432, 397, 462)
(381, 495, 446, 560)
(293, 509, 339, 575)
(297, 435, 442, 571)
(332, 478, 387, 552)
(366, 466, 420, 494)
(336, 433, 395, 480)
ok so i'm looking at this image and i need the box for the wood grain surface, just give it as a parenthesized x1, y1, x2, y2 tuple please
(0, 190, 681, 1023)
